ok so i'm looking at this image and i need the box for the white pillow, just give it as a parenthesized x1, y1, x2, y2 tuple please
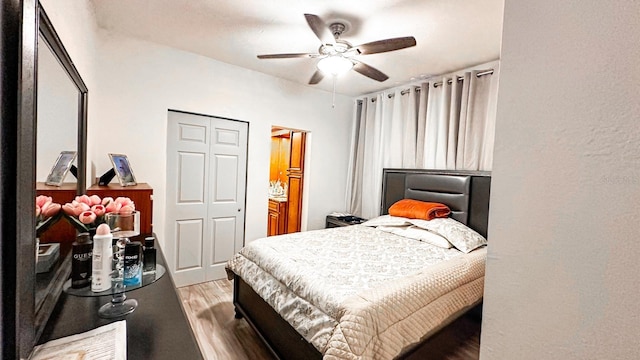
(409, 217, 487, 253)
(361, 214, 411, 227)
(377, 225, 453, 249)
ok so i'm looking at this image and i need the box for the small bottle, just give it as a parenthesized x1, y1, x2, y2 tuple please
(91, 224, 113, 292)
(143, 237, 156, 273)
(123, 241, 142, 287)
(71, 233, 93, 289)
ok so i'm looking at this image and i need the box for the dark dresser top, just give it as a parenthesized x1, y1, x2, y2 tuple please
(38, 234, 203, 360)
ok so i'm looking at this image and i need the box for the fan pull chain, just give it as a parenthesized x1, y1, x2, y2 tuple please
(332, 75, 337, 108)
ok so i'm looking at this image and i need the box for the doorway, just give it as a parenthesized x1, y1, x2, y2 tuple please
(268, 126, 307, 236)
(165, 110, 248, 286)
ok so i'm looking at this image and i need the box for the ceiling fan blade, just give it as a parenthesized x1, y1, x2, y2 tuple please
(355, 36, 417, 55)
(304, 13, 335, 45)
(308, 70, 325, 85)
(353, 61, 389, 82)
(257, 53, 317, 59)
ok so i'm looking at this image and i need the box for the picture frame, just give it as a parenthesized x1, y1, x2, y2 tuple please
(45, 151, 77, 186)
(108, 153, 137, 186)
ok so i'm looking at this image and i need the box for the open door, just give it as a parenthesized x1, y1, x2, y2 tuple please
(286, 131, 306, 233)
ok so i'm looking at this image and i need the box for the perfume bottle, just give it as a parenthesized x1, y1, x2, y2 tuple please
(143, 237, 156, 273)
(123, 241, 142, 287)
(71, 232, 93, 289)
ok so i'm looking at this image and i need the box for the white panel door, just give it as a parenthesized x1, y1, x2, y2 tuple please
(206, 118, 247, 280)
(166, 111, 247, 286)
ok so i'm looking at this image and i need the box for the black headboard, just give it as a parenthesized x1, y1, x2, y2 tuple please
(380, 169, 491, 238)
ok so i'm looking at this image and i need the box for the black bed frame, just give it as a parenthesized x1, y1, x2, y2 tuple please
(232, 169, 491, 359)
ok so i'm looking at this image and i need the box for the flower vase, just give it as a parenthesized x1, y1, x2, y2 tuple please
(98, 211, 140, 318)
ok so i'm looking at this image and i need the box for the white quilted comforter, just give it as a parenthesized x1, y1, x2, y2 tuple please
(226, 225, 486, 360)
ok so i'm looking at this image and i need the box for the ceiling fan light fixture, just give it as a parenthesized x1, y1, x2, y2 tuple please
(257, 14, 415, 84)
(317, 55, 353, 76)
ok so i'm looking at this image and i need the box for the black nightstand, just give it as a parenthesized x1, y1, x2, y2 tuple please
(325, 215, 367, 228)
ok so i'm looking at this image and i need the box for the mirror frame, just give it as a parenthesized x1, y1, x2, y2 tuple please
(38, 3, 88, 192)
(3, 0, 38, 358)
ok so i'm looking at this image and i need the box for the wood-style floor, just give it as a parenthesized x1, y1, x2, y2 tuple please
(178, 279, 481, 360)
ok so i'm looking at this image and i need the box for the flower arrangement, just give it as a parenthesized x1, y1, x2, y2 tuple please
(35, 195, 62, 236)
(62, 195, 136, 233)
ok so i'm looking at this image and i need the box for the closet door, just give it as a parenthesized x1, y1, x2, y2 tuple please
(207, 117, 247, 280)
(166, 111, 247, 286)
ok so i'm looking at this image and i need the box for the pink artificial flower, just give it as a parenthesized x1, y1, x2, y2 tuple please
(101, 197, 114, 206)
(40, 200, 52, 213)
(75, 195, 92, 206)
(36, 205, 41, 217)
(105, 202, 122, 214)
(89, 195, 102, 205)
(79, 211, 97, 225)
(114, 197, 133, 207)
(65, 202, 89, 216)
(71, 195, 91, 211)
(73, 203, 90, 216)
(42, 203, 61, 218)
(36, 195, 52, 208)
(80, 202, 90, 211)
(91, 204, 106, 217)
(119, 205, 135, 214)
(62, 203, 76, 216)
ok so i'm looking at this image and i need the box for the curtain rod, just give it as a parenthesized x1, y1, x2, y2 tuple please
(432, 69, 494, 89)
(367, 69, 494, 102)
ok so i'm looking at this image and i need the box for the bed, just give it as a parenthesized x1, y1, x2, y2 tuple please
(227, 169, 491, 359)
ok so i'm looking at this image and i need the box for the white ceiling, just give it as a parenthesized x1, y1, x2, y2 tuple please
(91, 0, 504, 96)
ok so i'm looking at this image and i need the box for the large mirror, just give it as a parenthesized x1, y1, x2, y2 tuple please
(31, 1, 88, 346)
(37, 4, 87, 191)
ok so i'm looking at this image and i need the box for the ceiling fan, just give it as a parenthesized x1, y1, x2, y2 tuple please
(257, 14, 417, 85)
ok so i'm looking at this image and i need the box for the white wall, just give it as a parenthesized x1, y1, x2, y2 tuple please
(92, 31, 354, 248)
(39, 1, 355, 251)
(481, 1, 640, 359)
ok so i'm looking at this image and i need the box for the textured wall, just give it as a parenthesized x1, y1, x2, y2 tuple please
(481, 1, 640, 359)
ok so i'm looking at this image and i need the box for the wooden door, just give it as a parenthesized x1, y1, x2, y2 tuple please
(269, 132, 290, 185)
(286, 131, 306, 233)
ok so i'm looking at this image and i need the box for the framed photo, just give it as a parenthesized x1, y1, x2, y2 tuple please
(45, 151, 77, 186)
(108, 153, 137, 186)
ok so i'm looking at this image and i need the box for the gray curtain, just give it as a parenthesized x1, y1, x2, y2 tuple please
(348, 69, 498, 217)
(346, 99, 367, 215)
(456, 70, 495, 170)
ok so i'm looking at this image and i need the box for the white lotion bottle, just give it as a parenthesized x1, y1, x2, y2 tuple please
(92, 223, 113, 292)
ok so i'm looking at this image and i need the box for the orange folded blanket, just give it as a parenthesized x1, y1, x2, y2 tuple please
(388, 199, 451, 220)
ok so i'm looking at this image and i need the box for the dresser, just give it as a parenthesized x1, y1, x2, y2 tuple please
(38, 235, 203, 359)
